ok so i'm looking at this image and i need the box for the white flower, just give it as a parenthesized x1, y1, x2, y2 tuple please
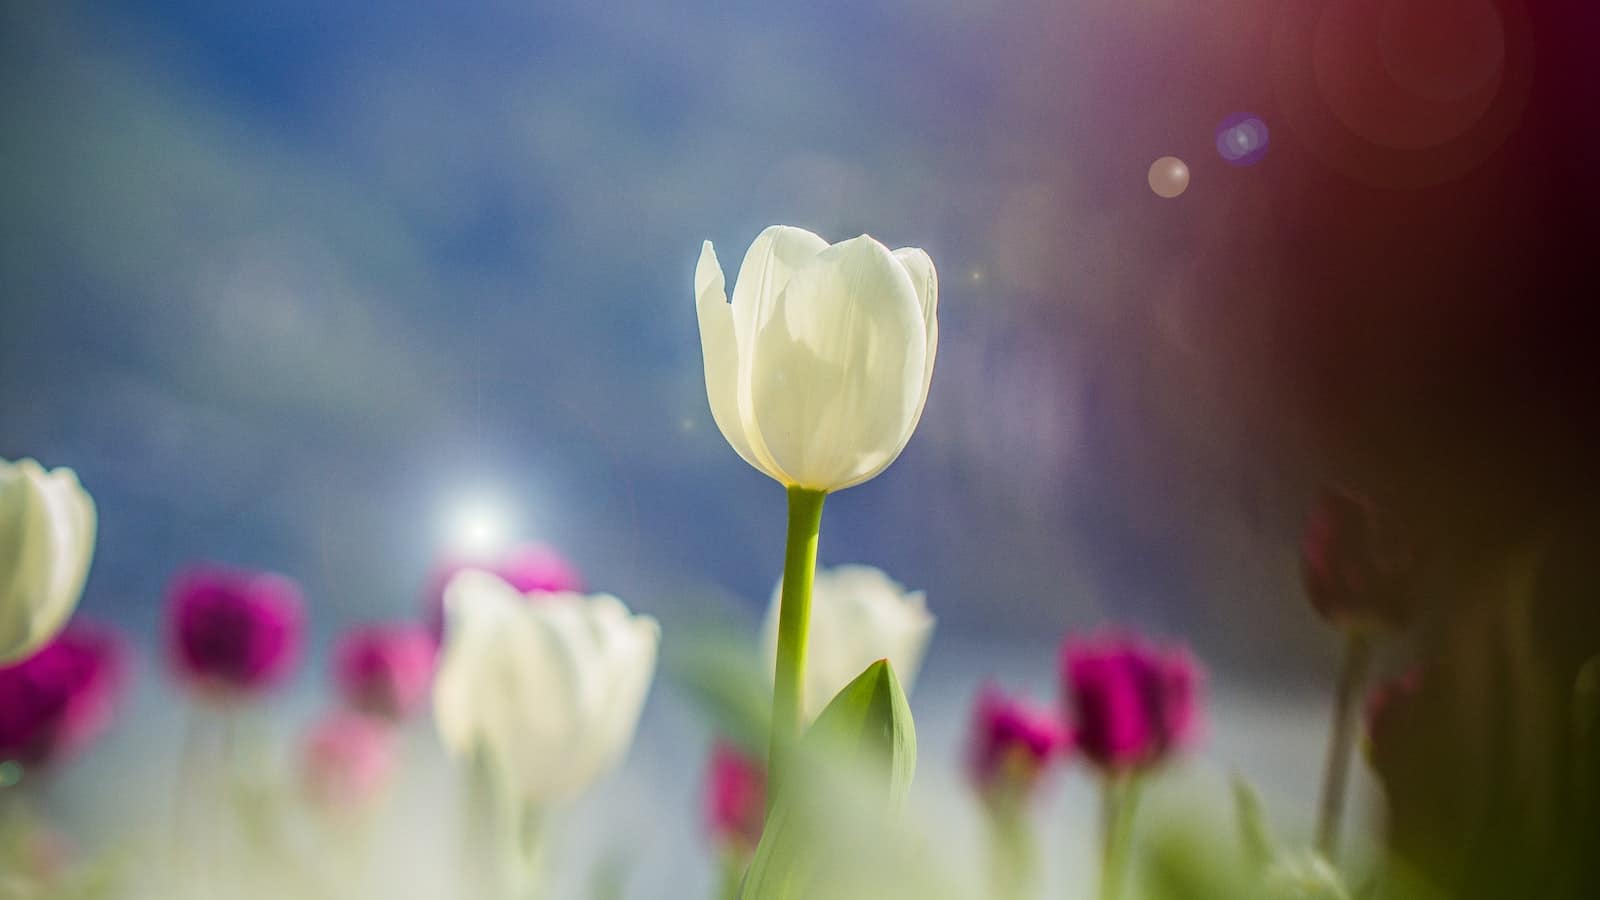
(433, 570, 660, 805)
(761, 564, 935, 721)
(696, 226, 939, 492)
(1, 458, 97, 662)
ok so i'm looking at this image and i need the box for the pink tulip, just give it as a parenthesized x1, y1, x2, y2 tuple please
(334, 622, 436, 721)
(167, 565, 303, 699)
(967, 683, 1070, 801)
(1302, 488, 1415, 631)
(421, 542, 583, 639)
(301, 710, 397, 812)
(704, 740, 766, 852)
(0, 621, 125, 769)
(1061, 633, 1204, 771)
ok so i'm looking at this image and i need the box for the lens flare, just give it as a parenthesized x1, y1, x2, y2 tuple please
(1148, 156, 1190, 199)
(1216, 114, 1270, 166)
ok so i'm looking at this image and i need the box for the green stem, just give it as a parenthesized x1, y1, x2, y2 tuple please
(766, 485, 827, 814)
(1098, 774, 1143, 900)
(986, 801, 1037, 900)
(1314, 631, 1374, 860)
(716, 848, 749, 900)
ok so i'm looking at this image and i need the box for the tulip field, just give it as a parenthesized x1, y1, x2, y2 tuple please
(1, 2, 1595, 899)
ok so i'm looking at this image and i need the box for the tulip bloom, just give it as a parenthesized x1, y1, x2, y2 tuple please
(432, 569, 659, 806)
(301, 710, 397, 813)
(695, 227, 938, 493)
(968, 684, 1067, 900)
(0, 621, 124, 769)
(760, 564, 935, 722)
(334, 623, 437, 721)
(167, 565, 304, 699)
(1, 458, 97, 663)
(421, 542, 583, 639)
(1063, 633, 1204, 900)
(704, 740, 767, 852)
(967, 684, 1070, 803)
(1061, 635, 1203, 772)
(1302, 488, 1415, 632)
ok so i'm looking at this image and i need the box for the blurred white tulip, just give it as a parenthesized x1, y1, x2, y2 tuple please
(696, 226, 939, 492)
(433, 570, 660, 805)
(761, 564, 935, 721)
(0, 458, 97, 662)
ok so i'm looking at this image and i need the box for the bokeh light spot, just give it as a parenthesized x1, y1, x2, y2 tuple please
(1216, 113, 1271, 166)
(1148, 156, 1190, 198)
(441, 492, 516, 557)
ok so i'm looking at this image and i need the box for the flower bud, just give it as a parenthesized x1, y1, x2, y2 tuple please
(0, 621, 124, 770)
(432, 570, 659, 804)
(760, 565, 934, 723)
(1301, 488, 1415, 631)
(0, 458, 96, 663)
(704, 740, 766, 852)
(334, 622, 436, 721)
(301, 710, 397, 814)
(966, 684, 1069, 805)
(1061, 634, 1204, 771)
(167, 565, 304, 700)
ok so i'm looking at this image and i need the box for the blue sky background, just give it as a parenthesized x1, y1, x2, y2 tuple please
(2, 0, 1340, 678)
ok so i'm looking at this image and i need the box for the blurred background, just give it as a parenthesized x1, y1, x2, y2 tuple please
(2, 0, 1595, 897)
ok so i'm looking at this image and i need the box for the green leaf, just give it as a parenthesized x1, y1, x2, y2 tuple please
(803, 658, 917, 807)
(1231, 773, 1277, 870)
(738, 659, 918, 900)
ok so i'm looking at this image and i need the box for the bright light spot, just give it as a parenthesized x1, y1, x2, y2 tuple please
(1148, 156, 1190, 199)
(442, 493, 516, 557)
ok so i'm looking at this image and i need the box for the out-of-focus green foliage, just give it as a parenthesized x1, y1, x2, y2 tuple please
(668, 630, 772, 757)
(739, 659, 929, 900)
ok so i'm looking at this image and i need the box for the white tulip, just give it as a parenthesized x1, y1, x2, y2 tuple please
(761, 564, 935, 722)
(696, 226, 939, 492)
(1, 458, 97, 662)
(433, 570, 660, 805)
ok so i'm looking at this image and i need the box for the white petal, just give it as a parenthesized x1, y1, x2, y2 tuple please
(695, 242, 767, 476)
(762, 564, 937, 720)
(562, 597, 659, 791)
(744, 235, 926, 490)
(0, 459, 95, 661)
(831, 248, 939, 491)
(729, 226, 829, 483)
(432, 577, 658, 805)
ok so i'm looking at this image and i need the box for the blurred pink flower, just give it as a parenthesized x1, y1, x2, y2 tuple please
(334, 622, 436, 721)
(421, 542, 583, 638)
(704, 740, 766, 852)
(967, 683, 1069, 801)
(1060, 634, 1204, 771)
(1302, 488, 1416, 631)
(167, 565, 303, 699)
(0, 621, 125, 769)
(301, 710, 397, 812)
(1364, 666, 1423, 763)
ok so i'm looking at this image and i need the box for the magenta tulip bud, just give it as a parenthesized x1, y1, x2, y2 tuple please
(167, 565, 303, 700)
(1301, 488, 1416, 631)
(0, 621, 125, 770)
(301, 710, 397, 812)
(967, 683, 1069, 803)
(421, 542, 584, 639)
(1061, 634, 1204, 772)
(704, 740, 766, 852)
(333, 623, 436, 721)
